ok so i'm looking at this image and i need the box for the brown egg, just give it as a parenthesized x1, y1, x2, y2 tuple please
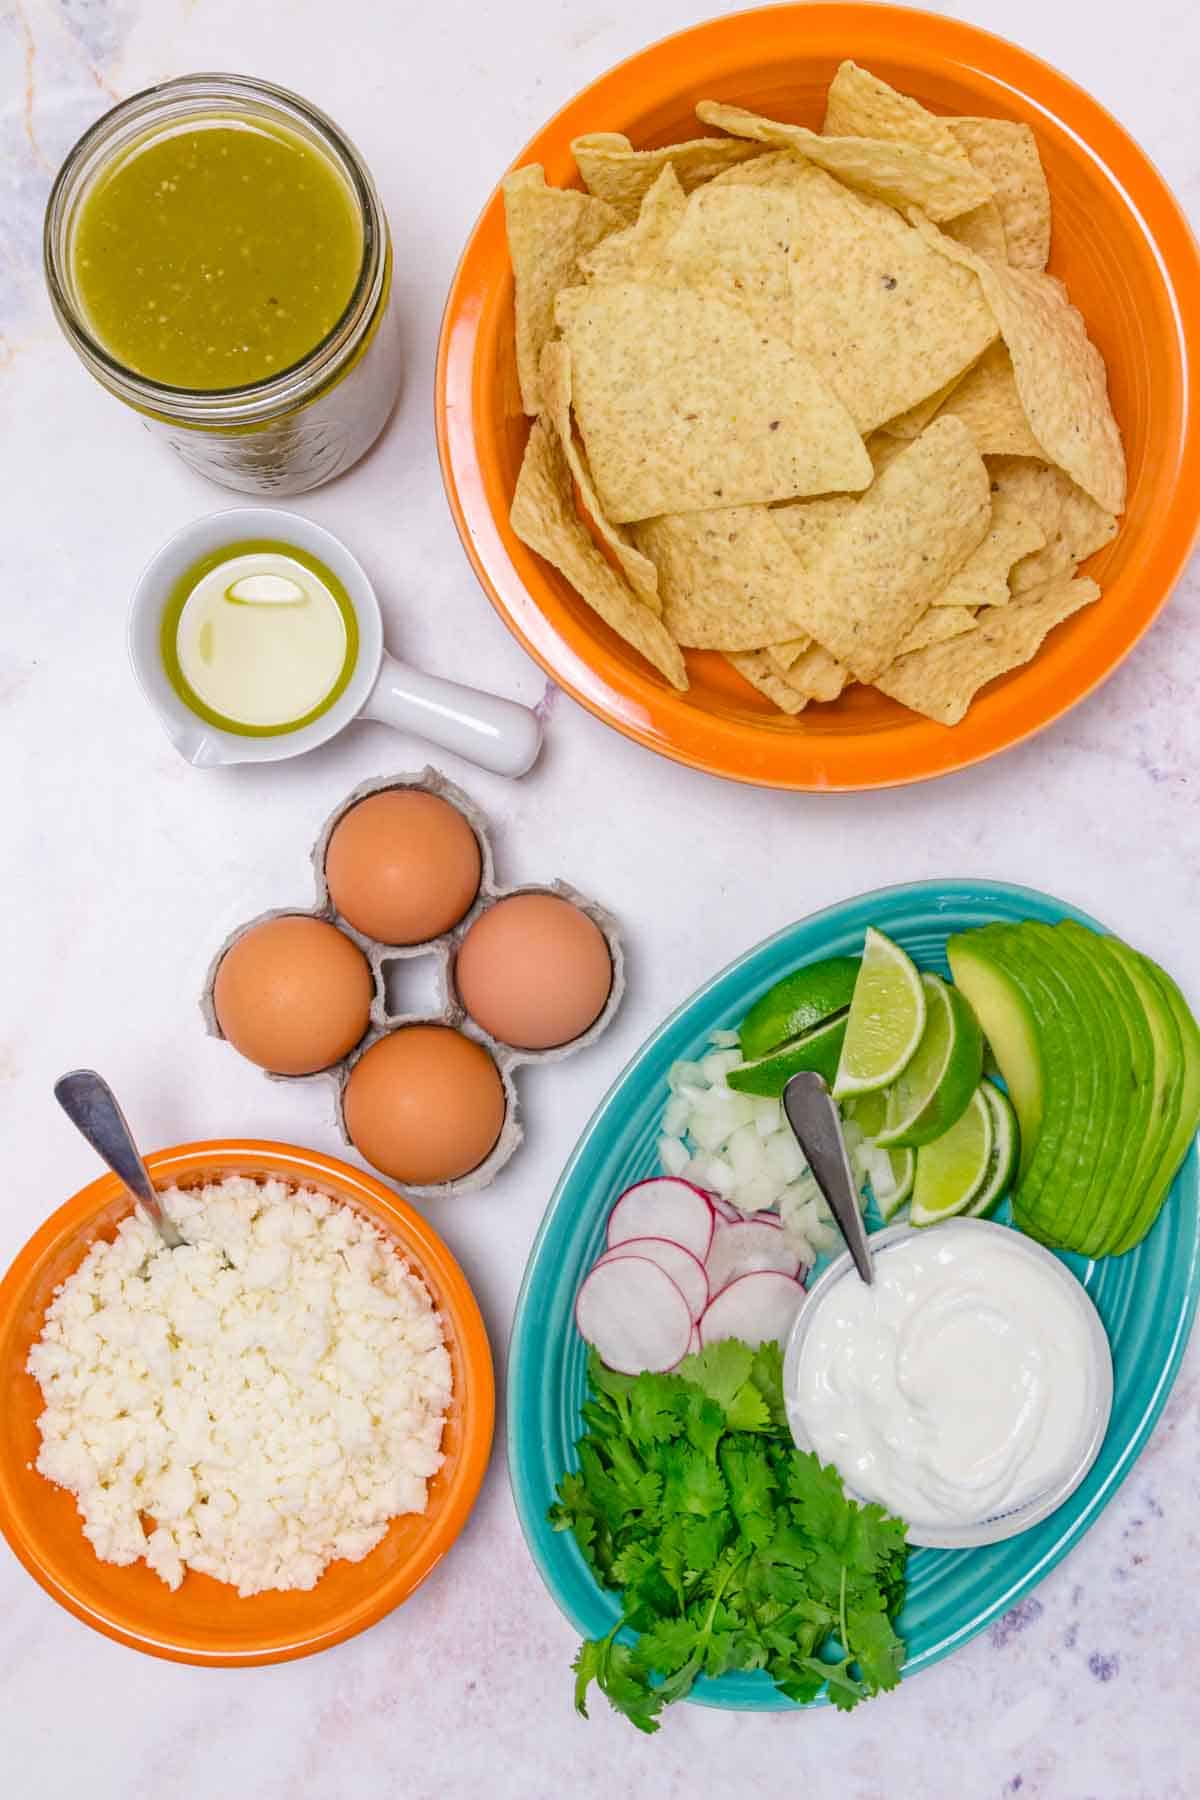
(324, 789, 482, 946)
(213, 915, 373, 1075)
(454, 892, 612, 1050)
(343, 1025, 505, 1185)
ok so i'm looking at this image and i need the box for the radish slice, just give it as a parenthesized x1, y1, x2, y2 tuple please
(683, 1324, 701, 1360)
(708, 1195, 742, 1224)
(598, 1237, 709, 1322)
(699, 1271, 805, 1350)
(607, 1178, 715, 1263)
(706, 1219, 802, 1296)
(576, 1257, 693, 1374)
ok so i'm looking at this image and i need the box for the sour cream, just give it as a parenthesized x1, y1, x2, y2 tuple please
(785, 1221, 1111, 1541)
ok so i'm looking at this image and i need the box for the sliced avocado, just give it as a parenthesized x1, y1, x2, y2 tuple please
(1103, 937, 1185, 1236)
(727, 1011, 847, 1096)
(1001, 925, 1108, 1243)
(948, 923, 1092, 1246)
(946, 927, 1044, 1153)
(1107, 955, 1200, 1256)
(1022, 920, 1124, 1256)
(738, 957, 860, 1061)
(1056, 922, 1157, 1257)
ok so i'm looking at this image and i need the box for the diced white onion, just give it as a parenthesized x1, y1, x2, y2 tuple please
(661, 1094, 690, 1139)
(754, 1099, 783, 1138)
(708, 1028, 741, 1049)
(700, 1049, 742, 1086)
(764, 1130, 806, 1185)
(657, 1135, 690, 1177)
(668, 1060, 708, 1094)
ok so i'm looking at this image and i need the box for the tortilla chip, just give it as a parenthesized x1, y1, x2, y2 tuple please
(510, 417, 688, 689)
(771, 493, 860, 563)
(785, 173, 997, 433)
(881, 370, 971, 440)
(697, 100, 991, 222)
(986, 456, 1119, 592)
(781, 416, 991, 683)
(911, 214, 1126, 513)
(572, 131, 762, 217)
(772, 640, 850, 700)
(946, 119, 1051, 270)
(503, 167, 621, 414)
(932, 340, 1043, 458)
(656, 183, 804, 338)
(896, 606, 978, 655)
(766, 638, 810, 672)
(875, 575, 1100, 724)
(539, 342, 661, 611)
(632, 506, 807, 649)
(931, 493, 1046, 607)
(943, 199, 1008, 263)
(578, 165, 687, 283)
(555, 279, 872, 522)
(726, 650, 809, 714)
(707, 150, 821, 194)
(822, 61, 967, 164)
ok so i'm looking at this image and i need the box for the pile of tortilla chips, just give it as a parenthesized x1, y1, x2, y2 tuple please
(504, 61, 1124, 728)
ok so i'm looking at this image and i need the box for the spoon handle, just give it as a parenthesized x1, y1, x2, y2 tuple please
(54, 1070, 185, 1249)
(783, 1072, 874, 1285)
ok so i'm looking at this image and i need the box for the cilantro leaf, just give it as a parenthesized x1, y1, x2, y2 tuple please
(628, 1372, 684, 1445)
(553, 1338, 911, 1733)
(661, 1443, 727, 1518)
(634, 1615, 701, 1677)
(749, 1340, 789, 1428)
(676, 1340, 755, 1410)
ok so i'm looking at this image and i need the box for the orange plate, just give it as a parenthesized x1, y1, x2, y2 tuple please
(0, 1142, 494, 1666)
(436, 3, 1200, 790)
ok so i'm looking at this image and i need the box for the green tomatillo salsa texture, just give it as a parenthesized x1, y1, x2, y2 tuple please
(72, 117, 363, 390)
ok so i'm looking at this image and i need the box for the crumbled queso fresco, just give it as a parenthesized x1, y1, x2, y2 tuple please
(26, 1177, 452, 1597)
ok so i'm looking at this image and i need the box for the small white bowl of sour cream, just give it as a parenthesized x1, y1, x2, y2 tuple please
(783, 1219, 1113, 1550)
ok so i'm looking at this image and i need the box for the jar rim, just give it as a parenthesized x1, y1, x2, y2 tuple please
(43, 72, 386, 423)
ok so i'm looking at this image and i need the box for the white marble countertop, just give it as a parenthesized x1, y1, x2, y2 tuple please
(2, 2, 1198, 1794)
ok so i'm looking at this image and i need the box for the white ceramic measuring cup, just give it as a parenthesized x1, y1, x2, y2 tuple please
(128, 507, 542, 776)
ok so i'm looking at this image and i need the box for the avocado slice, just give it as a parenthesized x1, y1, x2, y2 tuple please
(947, 924, 1088, 1239)
(1106, 955, 1200, 1256)
(1050, 928, 1151, 1252)
(1001, 925, 1111, 1245)
(1055, 922, 1157, 1257)
(738, 957, 860, 1061)
(946, 927, 1044, 1156)
(1103, 937, 1185, 1233)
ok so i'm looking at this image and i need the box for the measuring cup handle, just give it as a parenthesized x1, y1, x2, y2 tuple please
(360, 651, 542, 778)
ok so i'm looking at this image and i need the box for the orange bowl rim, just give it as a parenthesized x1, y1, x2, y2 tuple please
(0, 1138, 495, 1667)
(435, 1, 1200, 791)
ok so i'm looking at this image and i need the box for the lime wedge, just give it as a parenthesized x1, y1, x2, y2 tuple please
(739, 957, 859, 1060)
(844, 1092, 913, 1218)
(728, 1013, 847, 1097)
(965, 1081, 1020, 1216)
(832, 928, 926, 1099)
(874, 972, 983, 1148)
(910, 1085, 994, 1225)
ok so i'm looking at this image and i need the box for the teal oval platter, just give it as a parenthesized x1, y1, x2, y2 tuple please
(507, 879, 1200, 1711)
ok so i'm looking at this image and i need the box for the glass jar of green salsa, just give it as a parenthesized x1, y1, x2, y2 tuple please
(44, 74, 402, 495)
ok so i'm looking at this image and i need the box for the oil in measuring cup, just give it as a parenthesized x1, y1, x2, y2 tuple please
(160, 539, 359, 737)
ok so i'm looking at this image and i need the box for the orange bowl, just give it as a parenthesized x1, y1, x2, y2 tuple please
(0, 1141, 494, 1666)
(437, 3, 1200, 790)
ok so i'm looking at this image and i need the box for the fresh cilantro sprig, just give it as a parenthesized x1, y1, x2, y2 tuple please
(549, 1339, 908, 1733)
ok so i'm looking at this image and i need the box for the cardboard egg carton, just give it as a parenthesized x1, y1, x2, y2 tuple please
(201, 769, 625, 1197)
